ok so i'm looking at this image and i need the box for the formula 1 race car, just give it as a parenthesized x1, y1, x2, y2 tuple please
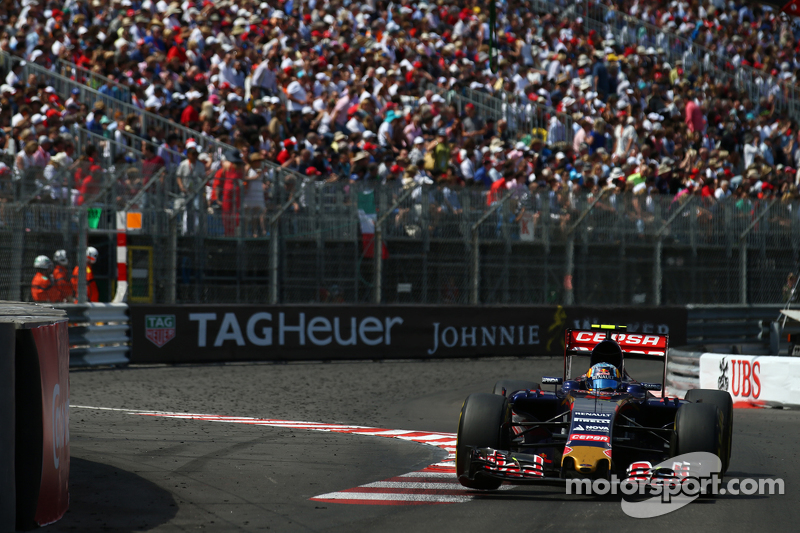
(456, 325, 734, 489)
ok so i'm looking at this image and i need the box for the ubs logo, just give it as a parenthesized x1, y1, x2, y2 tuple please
(717, 358, 729, 391)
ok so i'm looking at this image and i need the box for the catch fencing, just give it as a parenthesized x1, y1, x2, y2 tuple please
(3, 181, 800, 306)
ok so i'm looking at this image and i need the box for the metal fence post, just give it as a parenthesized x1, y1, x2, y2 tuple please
(470, 194, 512, 304)
(269, 214, 279, 304)
(739, 239, 747, 305)
(8, 209, 23, 301)
(738, 198, 777, 306)
(269, 191, 298, 305)
(374, 216, 383, 304)
(563, 189, 609, 306)
(565, 234, 575, 305)
(77, 209, 88, 304)
(471, 227, 480, 305)
(653, 237, 662, 306)
(167, 216, 177, 304)
(373, 187, 416, 304)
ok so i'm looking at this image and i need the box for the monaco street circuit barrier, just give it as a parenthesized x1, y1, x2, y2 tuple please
(54, 303, 130, 367)
(699, 354, 800, 409)
(128, 304, 689, 364)
(0, 302, 70, 531)
(665, 346, 702, 397)
(666, 346, 800, 408)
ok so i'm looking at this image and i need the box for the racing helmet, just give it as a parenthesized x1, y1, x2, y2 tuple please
(54, 249, 68, 266)
(586, 363, 621, 391)
(590, 339, 623, 369)
(34, 255, 53, 270)
(86, 246, 98, 264)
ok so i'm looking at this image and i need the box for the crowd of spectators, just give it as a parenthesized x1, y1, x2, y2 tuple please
(2, 0, 800, 230)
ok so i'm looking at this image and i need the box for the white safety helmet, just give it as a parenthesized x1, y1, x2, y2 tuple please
(54, 249, 68, 266)
(34, 255, 53, 270)
(87, 246, 98, 264)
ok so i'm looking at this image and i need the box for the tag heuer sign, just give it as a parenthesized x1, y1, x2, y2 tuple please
(145, 315, 176, 348)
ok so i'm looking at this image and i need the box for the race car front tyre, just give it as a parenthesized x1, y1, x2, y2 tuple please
(684, 389, 733, 473)
(674, 402, 724, 475)
(492, 379, 539, 396)
(456, 393, 510, 490)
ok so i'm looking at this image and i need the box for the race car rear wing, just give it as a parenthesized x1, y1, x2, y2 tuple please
(563, 325, 668, 392)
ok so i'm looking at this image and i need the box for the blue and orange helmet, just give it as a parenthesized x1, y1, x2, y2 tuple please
(586, 363, 621, 391)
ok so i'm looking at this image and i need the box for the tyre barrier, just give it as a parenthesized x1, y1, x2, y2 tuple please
(0, 302, 70, 531)
(54, 303, 130, 367)
(667, 345, 800, 409)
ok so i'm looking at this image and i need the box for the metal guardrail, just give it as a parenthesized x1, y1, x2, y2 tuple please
(686, 305, 780, 345)
(54, 303, 130, 366)
(429, 83, 573, 144)
(666, 346, 701, 395)
(3, 51, 307, 181)
(584, 2, 800, 123)
(54, 59, 132, 104)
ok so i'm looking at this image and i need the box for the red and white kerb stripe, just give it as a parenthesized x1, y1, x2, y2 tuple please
(137, 413, 508, 505)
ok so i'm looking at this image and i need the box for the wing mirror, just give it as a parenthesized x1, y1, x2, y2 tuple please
(542, 376, 563, 385)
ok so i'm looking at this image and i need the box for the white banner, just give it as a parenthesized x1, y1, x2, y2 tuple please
(699, 354, 800, 407)
(519, 213, 535, 242)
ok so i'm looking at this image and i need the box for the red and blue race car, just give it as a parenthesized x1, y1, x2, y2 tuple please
(456, 325, 733, 489)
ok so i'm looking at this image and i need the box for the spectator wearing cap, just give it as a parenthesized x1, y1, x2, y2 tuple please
(285, 71, 310, 130)
(378, 110, 399, 153)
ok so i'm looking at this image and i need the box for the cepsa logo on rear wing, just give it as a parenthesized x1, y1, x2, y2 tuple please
(565, 329, 668, 359)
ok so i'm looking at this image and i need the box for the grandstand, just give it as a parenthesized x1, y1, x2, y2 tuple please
(1, 0, 799, 305)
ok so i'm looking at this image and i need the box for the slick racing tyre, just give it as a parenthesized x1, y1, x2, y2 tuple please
(456, 393, 510, 490)
(492, 380, 539, 396)
(685, 389, 733, 473)
(674, 402, 724, 476)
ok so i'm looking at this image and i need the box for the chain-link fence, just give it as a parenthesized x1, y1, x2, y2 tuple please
(4, 179, 800, 306)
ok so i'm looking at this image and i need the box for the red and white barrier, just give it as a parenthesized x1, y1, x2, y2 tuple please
(699, 354, 800, 409)
(112, 211, 128, 303)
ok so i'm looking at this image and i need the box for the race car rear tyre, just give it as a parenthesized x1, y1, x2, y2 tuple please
(492, 380, 539, 396)
(684, 389, 733, 473)
(674, 402, 724, 475)
(456, 393, 510, 490)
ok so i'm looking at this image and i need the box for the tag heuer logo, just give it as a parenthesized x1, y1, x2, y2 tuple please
(145, 315, 176, 348)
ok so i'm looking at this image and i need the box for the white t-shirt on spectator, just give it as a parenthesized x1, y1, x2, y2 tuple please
(743, 143, 759, 169)
(460, 157, 475, 181)
(346, 117, 365, 134)
(378, 120, 393, 147)
(286, 80, 307, 112)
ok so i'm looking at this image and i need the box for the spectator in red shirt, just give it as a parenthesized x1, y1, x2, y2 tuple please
(685, 92, 706, 134)
(180, 91, 202, 127)
(74, 146, 103, 206)
(214, 150, 246, 237)
(142, 143, 166, 184)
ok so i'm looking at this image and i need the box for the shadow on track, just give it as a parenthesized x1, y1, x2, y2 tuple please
(49, 457, 178, 532)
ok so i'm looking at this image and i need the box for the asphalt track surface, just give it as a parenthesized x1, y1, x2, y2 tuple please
(52, 356, 799, 532)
